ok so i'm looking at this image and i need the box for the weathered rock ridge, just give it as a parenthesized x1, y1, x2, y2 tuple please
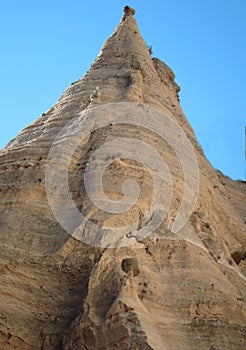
(0, 7, 245, 350)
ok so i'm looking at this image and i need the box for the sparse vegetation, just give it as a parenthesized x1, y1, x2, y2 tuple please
(145, 41, 153, 56)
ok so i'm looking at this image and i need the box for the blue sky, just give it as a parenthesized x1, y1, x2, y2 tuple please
(0, 0, 245, 180)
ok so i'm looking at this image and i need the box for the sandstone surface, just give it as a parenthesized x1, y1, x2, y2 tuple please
(0, 7, 245, 350)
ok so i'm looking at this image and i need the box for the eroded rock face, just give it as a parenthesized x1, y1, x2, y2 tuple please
(0, 7, 245, 350)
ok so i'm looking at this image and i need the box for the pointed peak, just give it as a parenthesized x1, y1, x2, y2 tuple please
(58, 5, 180, 108)
(85, 6, 150, 75)
(80, 7, 155, 104)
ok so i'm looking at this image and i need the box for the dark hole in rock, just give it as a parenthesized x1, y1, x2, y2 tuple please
(231, 251, 246, 265)
(121, 258, 140, 276)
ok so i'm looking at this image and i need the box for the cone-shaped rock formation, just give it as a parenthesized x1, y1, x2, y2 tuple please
(0, 7, 245, 350)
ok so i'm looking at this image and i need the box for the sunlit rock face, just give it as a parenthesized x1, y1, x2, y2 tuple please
(0, 7, 245, 350)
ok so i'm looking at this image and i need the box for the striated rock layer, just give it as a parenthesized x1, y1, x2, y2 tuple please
(0, 8, 246, 350)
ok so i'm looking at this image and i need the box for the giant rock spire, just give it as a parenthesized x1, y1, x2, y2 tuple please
(0, 7, 245, 350)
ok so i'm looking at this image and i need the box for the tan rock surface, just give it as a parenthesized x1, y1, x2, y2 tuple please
(0, 7, 246, 350)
